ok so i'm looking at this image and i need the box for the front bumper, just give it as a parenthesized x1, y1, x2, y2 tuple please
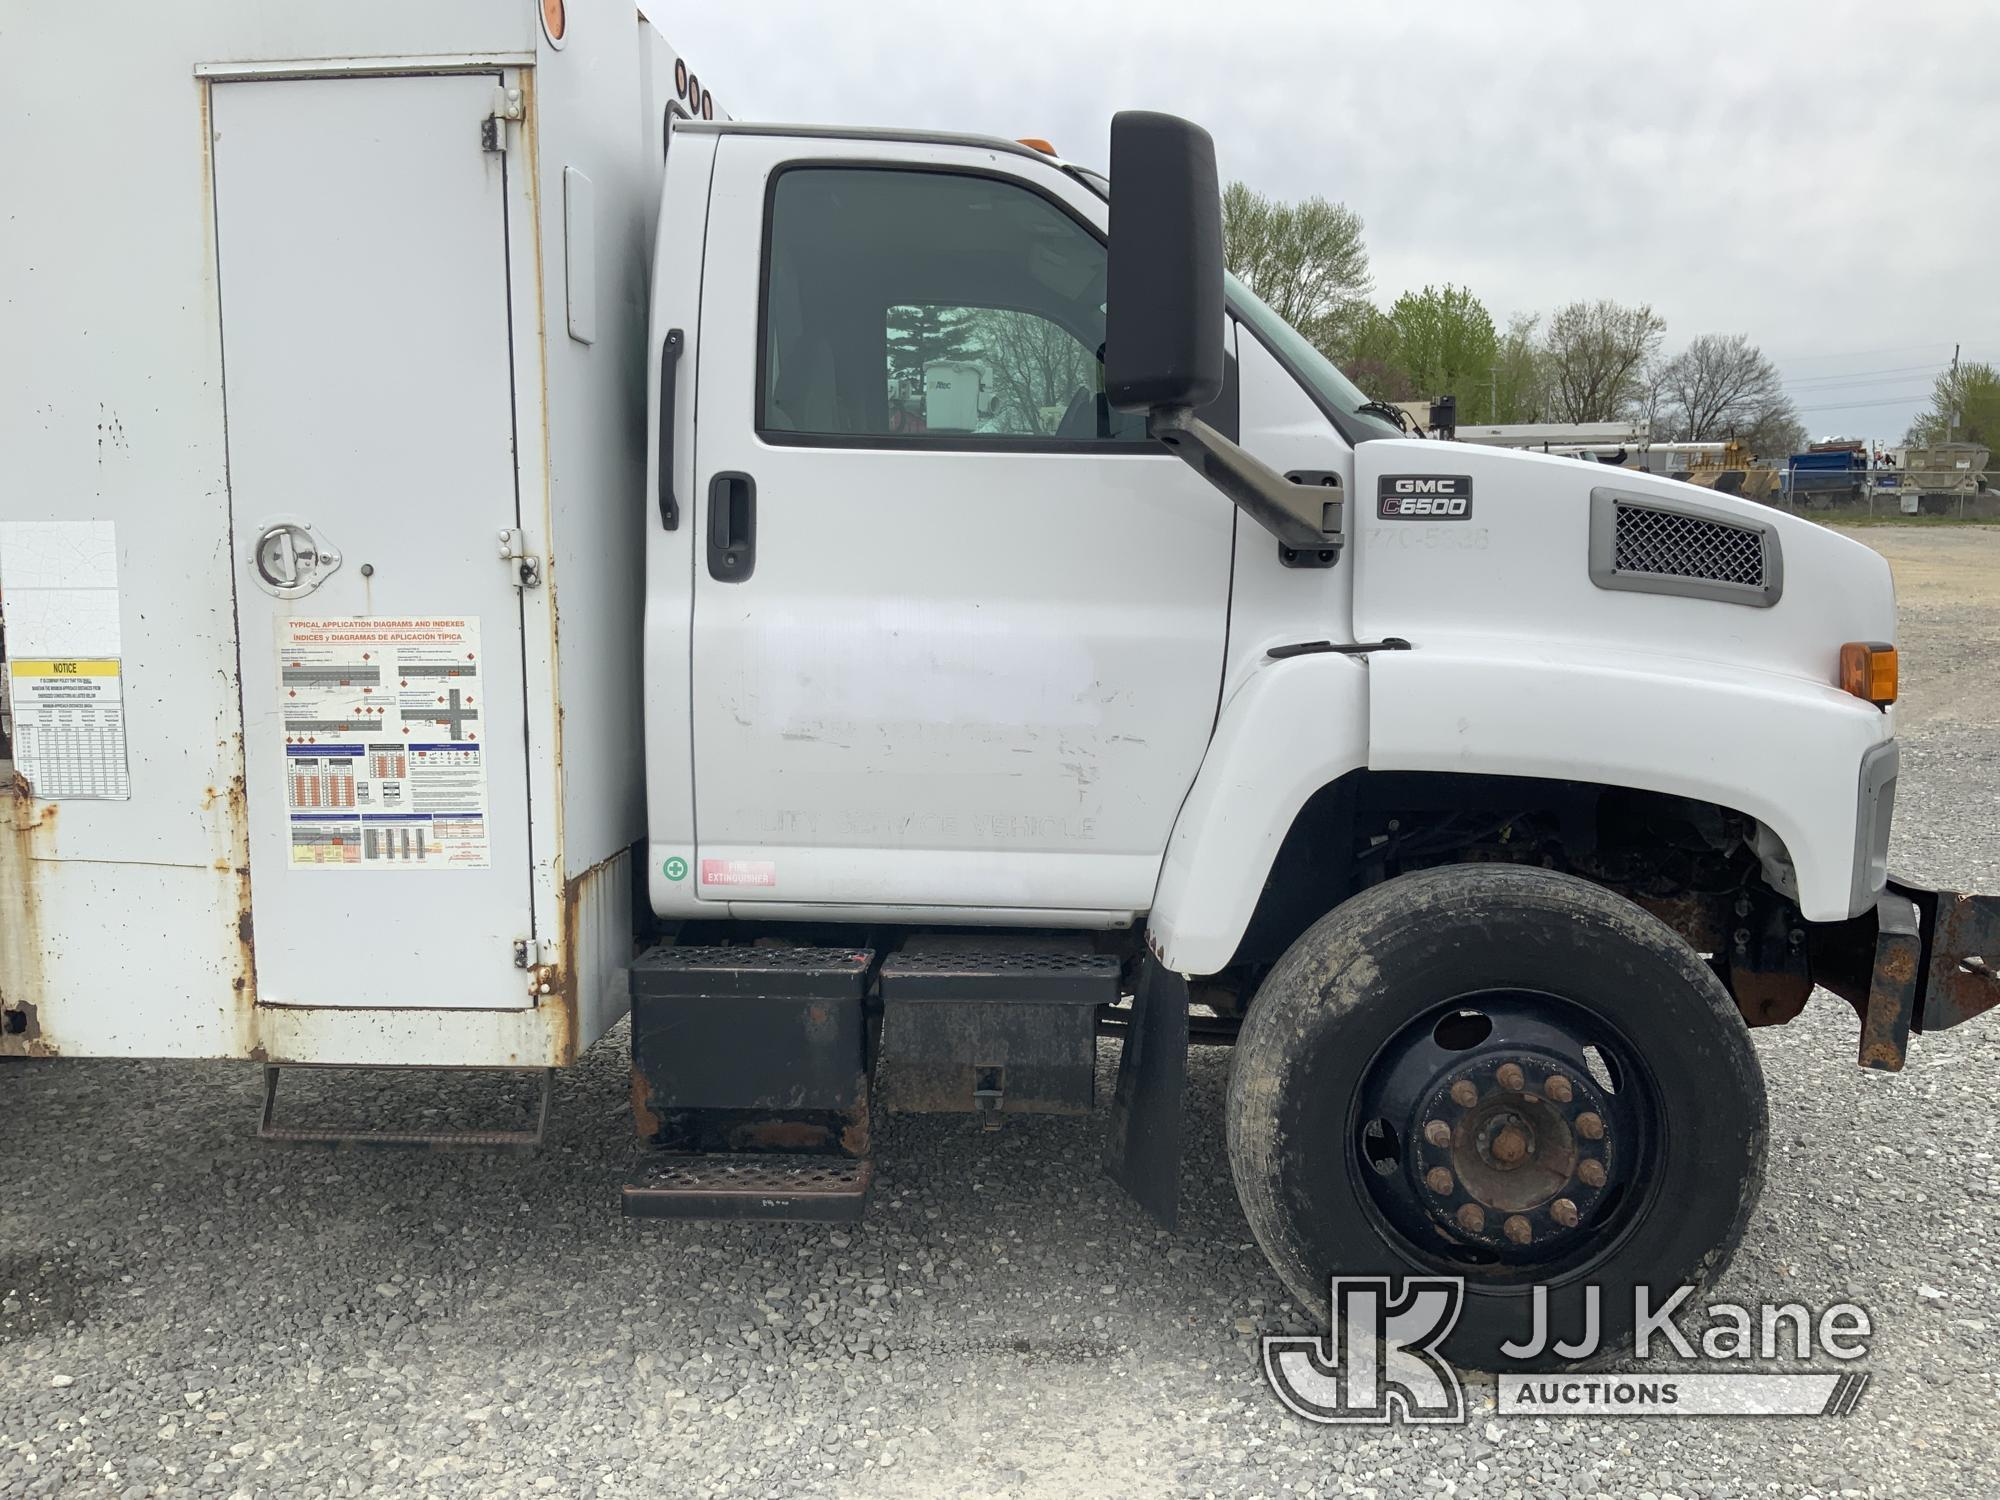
(1815, 879, 2000, 1071)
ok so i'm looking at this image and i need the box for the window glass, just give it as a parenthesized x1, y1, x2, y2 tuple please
(762, 167, 1145, 444)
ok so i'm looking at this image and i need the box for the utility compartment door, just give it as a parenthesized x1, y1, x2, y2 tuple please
(214, 74, 534, 1009)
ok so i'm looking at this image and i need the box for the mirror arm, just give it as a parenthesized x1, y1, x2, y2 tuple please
(1146, 407, 1342, 554)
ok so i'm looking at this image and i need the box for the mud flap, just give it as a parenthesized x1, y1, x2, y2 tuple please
(1102, 956, 1189, 1228)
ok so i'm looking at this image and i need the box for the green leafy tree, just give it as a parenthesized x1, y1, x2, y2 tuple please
(1340, 307, 1417, 401)
(1906, 361, 2000, 450)
(1222, 181, 1373, 359)
(1487, 314, 1547, 423)
(1386, 284, 1497, 404)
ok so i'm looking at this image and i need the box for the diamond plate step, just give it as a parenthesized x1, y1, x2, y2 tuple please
(620, 1154, 874, 1223)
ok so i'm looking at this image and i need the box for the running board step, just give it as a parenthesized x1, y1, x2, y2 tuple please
(621, 1154, 874, 1223)
(257, 1065, 552, 1150)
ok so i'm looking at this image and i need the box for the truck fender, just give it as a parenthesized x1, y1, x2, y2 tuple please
(1148, 654, 1370, 975)
(1365, 644, 1893, 925)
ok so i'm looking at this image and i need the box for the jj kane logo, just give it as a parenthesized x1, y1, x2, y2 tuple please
(1263, 1277, 1873, 1425)
(1377, 474, 1474, 519)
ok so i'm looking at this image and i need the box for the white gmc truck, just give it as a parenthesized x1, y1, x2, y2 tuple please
(4, 0, 1994, 1369)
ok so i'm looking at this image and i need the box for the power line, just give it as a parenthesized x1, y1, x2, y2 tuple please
(1794, 392, 1935, 413)
(1770, 341, 1957, 364)
(1784, 361, 1949, 388)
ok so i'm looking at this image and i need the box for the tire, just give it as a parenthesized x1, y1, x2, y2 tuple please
(1227, 864, 1766, 1373)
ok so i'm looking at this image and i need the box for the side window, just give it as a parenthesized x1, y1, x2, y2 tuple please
(760, 166, 1146, 446)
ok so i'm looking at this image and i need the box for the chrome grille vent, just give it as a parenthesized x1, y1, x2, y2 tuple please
(1612, 501, 1766, 587)
(1588, 488, 1782, 608)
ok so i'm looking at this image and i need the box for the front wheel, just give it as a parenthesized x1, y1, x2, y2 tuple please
(1227, 865, 1767, 1372)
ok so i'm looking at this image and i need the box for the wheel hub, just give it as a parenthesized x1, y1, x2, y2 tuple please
(1352, 997, 1640, 1270)
(1417, 1056, 1611, 1253)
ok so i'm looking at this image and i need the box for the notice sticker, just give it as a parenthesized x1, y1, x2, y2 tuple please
(699, 858, 777, 888)
(7, 658, 130, 800)
(278, 617, 490, 869)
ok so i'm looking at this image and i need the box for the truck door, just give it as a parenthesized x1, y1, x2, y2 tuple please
(213, 74, 535, 1008)
(683, 136, 1235, 914)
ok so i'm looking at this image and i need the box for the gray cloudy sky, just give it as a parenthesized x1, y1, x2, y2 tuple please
(659, 0, 1997, 446)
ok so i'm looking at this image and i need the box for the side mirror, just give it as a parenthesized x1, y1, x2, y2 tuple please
(1105, 110, 1344, 555)
(1105, 111, 1224, 413)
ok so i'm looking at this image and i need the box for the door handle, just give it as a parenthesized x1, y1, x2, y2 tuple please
(657, 328, 683, 530)
(706, 471, 756, 583)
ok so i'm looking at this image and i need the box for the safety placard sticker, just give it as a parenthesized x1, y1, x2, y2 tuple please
(6, 659, 131, 800)
(278, 617, 490, 869)
(699, 858, 777, 888)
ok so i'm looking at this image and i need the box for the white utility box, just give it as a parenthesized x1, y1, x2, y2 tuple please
(0, 0, 708, 1065)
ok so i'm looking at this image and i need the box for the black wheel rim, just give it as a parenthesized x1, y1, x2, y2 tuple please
(1347, 989, 1661, 1282)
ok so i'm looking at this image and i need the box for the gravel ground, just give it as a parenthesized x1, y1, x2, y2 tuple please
(4, 525, 1998, 1500)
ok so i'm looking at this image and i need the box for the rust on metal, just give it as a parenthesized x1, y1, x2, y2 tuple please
(1550, 1197, 1580, 1228)
(1449, 1079, 1478, 1108)
(1576, 1111, 1604, 1141)
(1502, 1214, 1532, 1245)
(1918, 891, 2000, 1034)
(1495, 1061, 1525, 1092)
(1632, 890, 1729, 953)
(1, 771, 58, 1056)
(1543, 1074, 1573, 1104)
(1423, 1118, 1452, 1148)
(1730, 966, 1812, 1028)
(1858, 893, 1922, 1072)
(1578, 1158, 1607, 1188)
(630, 1064, 663, 1142)
(1454, 1203, 1486, 1233)
(1424, 1166, 1454, 1195)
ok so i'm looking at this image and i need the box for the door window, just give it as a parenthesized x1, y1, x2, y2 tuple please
(760, 167, 1146, 447)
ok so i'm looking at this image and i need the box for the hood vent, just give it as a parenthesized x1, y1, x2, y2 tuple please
(1588, 488, 1782, 608)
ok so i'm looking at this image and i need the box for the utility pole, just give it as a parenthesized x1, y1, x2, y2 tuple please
(1949, 343, 1961, 443)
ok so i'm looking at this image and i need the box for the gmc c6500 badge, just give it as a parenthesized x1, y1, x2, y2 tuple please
(1378, 475, 1474, 519)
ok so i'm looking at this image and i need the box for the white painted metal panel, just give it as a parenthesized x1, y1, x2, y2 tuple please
(681, 135, 1234, 915)
(213, 74, 534, 1009)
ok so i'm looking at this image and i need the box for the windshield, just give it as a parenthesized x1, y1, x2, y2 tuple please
(1224, 274, 1406, 442)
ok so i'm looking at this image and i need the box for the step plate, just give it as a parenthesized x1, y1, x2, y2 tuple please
(621, 1155, 874, 1223)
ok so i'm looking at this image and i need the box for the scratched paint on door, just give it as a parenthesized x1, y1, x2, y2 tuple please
(276, 617, 490, 869)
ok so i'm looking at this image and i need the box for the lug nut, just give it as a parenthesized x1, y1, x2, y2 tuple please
(1503, 1215, 1533, 1245)
(1424, 1119, 1452, 1148)
(1496, 1062, 1525, 1092)
(1550, 1197, 1580, 1228)
(1425, 1167, 1454, 1195)
(1490, 1125, 1529, 1166)
(1450, 1080, 1478, 1108)
(1544, 1074, 1574, 1103)
(1578, 1158, 1607, 1188)
(1576, 1111, 1605, 1141)
(1455, 1203, 1486, 1233)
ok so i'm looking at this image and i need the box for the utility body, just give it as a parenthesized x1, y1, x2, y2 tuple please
(6, 0, 1997, 1368)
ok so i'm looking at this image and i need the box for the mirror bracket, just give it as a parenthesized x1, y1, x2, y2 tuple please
(1147, 407, 1343, 557)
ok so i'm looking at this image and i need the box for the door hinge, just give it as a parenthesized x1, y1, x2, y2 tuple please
(498, 528, 542, 589)
(483, 86, 525, 152)
(513, 937, 544, 969)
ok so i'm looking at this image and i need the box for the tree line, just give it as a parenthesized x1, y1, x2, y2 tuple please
(1223, 182, 1818, 456)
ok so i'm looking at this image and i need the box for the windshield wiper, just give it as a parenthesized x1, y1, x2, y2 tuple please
(1356, 398, 1416, 434)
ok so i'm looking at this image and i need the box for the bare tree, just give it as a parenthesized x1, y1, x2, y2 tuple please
(1541, 300, 1666, 422)
(1653, 333, 1789, 441)
(966, 309, 1095, 435)
(1222, 181, 1372, 358)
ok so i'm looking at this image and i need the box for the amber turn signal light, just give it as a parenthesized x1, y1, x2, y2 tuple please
(1839, 642, 1897, 706)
